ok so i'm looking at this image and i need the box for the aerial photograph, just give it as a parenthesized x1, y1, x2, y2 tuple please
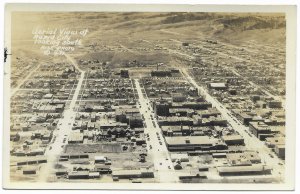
(8, 11, 286, 184)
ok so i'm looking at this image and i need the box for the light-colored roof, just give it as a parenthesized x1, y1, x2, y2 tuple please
(210, 83, 226, 88)
(112, 170, 141, 176)
(95, 156, 106, 161)
(68, 132, 84, 142)
(165, 136, 216, 146)
(223, 135, 244, 141)
(170, 153, 189, 159)
(217, 165, 270, 173)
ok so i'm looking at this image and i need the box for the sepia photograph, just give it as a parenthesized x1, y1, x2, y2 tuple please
(2, 3, 297, 190)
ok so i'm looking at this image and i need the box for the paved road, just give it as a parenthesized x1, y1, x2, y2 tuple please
(181, 68, 284, 180)
(38, 54, 85, 182)
(134, 79, 178, 183)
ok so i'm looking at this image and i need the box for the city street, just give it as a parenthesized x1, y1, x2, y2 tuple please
(181, 68, 284, 180)
(134, 79, 178, 183)
(38, 54, 85, 181)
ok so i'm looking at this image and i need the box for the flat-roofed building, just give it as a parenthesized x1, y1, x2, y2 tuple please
(217, 165, 271, 176)
(170, 153, 189, 162)
(274, 144, 285, 159)
(94, 156, 107, 164)
(249, 122, 272, 140)
(208, 83, 227, 90)
(179, 172, 207, 183)
(112, 168, 154, 179)
(165, 136, 227, 152)
(89, 172, 100, 178)
(267, 100, 282, 108)
(68, 171, 89, 179)
(23, 167, 37, 175)
(158, 116, 194, 126)
(222, 134, 244, 145)
(68, 131, 84, 144)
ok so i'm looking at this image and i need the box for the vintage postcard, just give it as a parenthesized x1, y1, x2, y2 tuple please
(3, 3, 296, 190)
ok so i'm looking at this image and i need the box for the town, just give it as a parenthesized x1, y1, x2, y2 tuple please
(9, 12, 286, 184)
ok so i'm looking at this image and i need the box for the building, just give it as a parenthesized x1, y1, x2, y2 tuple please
(23, 167, 37, 175)
(94, 165, 112, 174)
(179, 173, 207, 183)
(68, 131, 84, 144)
(274, 144, 285, 159)
(222, 134, 245, 145)
(265, 136, 285, 159)
(151, 70, 172, 77)
(153, 101, 171, 116)
(68, 171, 89, 179)
(165, 136, 227, 152)
(267, 100, 282, 108)
(94, 156, 107, 164)
(249, 122, 275, 140)
(112, 168, 154, 179)
(170, 153, 189, 162)
(89, 172, 100, 178)
(158, 116, 194, 126)
(217, 165, 272, 176)
(169, 108, 194, 117)
(43, 93, 53, 99)
(10, 132, 20, 142)
(120, 70, 129, 78)
(208, 83, 227, 90)
(182, 42, 189, 46)
(226, 151, 261, 166)
(172, 93, 187, 102)
(197, 108, 221, 118)
(180, 102, 212, 110)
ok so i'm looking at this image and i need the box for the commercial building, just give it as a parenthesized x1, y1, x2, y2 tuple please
(112, 168, 154, 179)
(265, 136, 285, 159)
(153, 100, 171, 116)
(249, 122, 278, 140)
(165, 136, 227, 152)
(217, 165, 272, 176)
(222, 134, 245, 145)
(68, 171, 90, 179)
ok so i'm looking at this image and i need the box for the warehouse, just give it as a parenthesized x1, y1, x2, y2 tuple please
(68, 171, 89, 179)
(112, 168, 154, 179)
(217, 165, 272, 176)
(165, 136, 227, 151)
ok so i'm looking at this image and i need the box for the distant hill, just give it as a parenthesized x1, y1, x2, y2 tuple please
(12, 12, 286, 53)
